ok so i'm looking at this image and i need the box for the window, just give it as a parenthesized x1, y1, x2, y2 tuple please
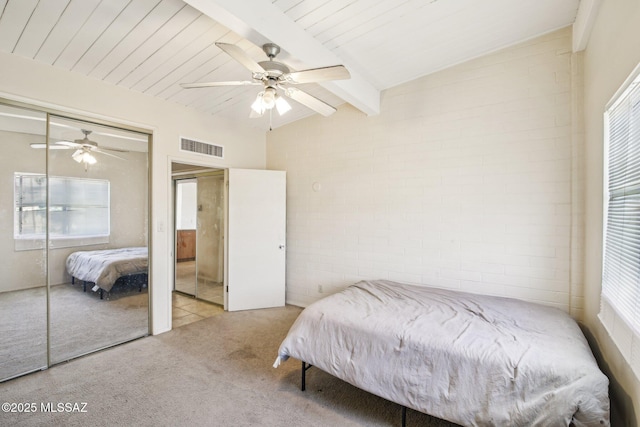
(14, 173, 110, 248)
(601, 69, 640, 378)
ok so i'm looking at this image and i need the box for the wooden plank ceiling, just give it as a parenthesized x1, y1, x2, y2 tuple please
(0, 0, 580, 131)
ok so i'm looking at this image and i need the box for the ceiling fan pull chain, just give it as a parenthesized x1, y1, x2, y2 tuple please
(269, 108, 273, 132)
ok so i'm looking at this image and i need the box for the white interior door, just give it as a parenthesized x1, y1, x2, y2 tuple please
(226, 168, 286, 311)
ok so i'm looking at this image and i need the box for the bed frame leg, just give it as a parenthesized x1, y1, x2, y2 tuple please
(83, 281, 87, 292)
(298, 360, 407, 426)
(301, 361, 313, 391)
(72, 277, 75, 285)
(99, 289, 104, 300)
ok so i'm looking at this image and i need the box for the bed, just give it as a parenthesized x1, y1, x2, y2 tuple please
(66, 247, 148, 299)
(274, 280, 610, 426)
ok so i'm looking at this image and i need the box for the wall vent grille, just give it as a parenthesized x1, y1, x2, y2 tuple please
(180, 137, 223, 158)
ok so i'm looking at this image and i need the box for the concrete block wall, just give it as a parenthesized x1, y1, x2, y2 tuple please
(268, 27, 581, 313)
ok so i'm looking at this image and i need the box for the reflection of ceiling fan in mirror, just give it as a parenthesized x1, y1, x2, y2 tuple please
(181, 42, 350, 119)
(31, 129, 127, 170)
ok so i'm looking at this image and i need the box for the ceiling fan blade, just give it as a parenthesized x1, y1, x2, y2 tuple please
(94, 148, 126, 160)
(286, 65, 350, 84)
(285, 88, 337, 117)
(215, 42, 265, 74)
(30, 143, 66, 149)
(181, 81, 260, 89)
(97, 146, 129, 153)
(30, 142, 77, 149)
(57, 140, 82, 147)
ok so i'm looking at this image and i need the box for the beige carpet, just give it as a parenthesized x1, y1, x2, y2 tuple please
(0, 305, 459, 426)
(0, 282, 148, 381)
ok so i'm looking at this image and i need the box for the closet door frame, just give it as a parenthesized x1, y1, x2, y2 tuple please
(0, 96, 153, 376)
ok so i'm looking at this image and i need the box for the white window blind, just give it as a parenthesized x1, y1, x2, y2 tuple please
(601, 71, 640, 378)
(14, 174, 110, 242)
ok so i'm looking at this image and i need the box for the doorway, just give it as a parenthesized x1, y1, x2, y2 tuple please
(170, 163, 286, 327)
(173, 164, 225, 308)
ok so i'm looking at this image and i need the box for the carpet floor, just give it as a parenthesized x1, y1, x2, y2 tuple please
(0, 282, 148, 381)
(0, 305, 459, 426)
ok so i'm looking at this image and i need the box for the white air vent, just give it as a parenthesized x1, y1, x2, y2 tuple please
(180, 137, 223, 158)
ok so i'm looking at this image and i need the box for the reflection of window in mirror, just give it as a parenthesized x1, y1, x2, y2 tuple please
(14, 173, 110, 250)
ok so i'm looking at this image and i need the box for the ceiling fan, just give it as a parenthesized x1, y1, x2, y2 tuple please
(181, 42, 351, 118)
(30, 129, 126, 170)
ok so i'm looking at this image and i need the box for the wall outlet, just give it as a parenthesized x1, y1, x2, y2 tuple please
(318, 284, 323, 293)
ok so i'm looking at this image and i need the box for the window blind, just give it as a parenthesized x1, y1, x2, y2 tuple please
(14, 174, 110, 239)
(602, 78, 640, 335)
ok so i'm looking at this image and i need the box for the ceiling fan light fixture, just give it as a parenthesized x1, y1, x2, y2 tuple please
(251, 87, 290, 117)
(262, 87, 277, 109)
(275, 95, 291, 115)
(251, 92, 266, 115)
(72, 149, 83, 163)
(72, 149, 97, 166)
(84, 152, 97, 165)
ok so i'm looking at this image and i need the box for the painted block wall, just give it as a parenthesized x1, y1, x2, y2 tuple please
(268, 27, 581, 313)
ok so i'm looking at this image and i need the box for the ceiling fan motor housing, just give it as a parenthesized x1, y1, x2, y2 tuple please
(258, 61, 289, 78)
(75, 130, 99, 148)
(258, 43, 291, 80)
(262, 43, 280, 59)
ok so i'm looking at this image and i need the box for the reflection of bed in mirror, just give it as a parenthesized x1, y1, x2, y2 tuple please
(66, 247, 148, 299)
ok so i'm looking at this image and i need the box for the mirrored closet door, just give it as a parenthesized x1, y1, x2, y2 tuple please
(174, 170, 225, 306)
(47, 115, 150, 364)
(0, 102, 151, 381)
(175, 179, 197, 296)
(0, 104, 48, 381)
(195, 174, 225, 305)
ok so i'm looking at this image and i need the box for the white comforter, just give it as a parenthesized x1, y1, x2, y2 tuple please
(274, 280, 609, 426)
(66, 247, 148, 292)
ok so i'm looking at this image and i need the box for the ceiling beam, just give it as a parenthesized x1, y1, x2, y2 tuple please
(572, 0, 602, 52)
(183, 0, 380, 116)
